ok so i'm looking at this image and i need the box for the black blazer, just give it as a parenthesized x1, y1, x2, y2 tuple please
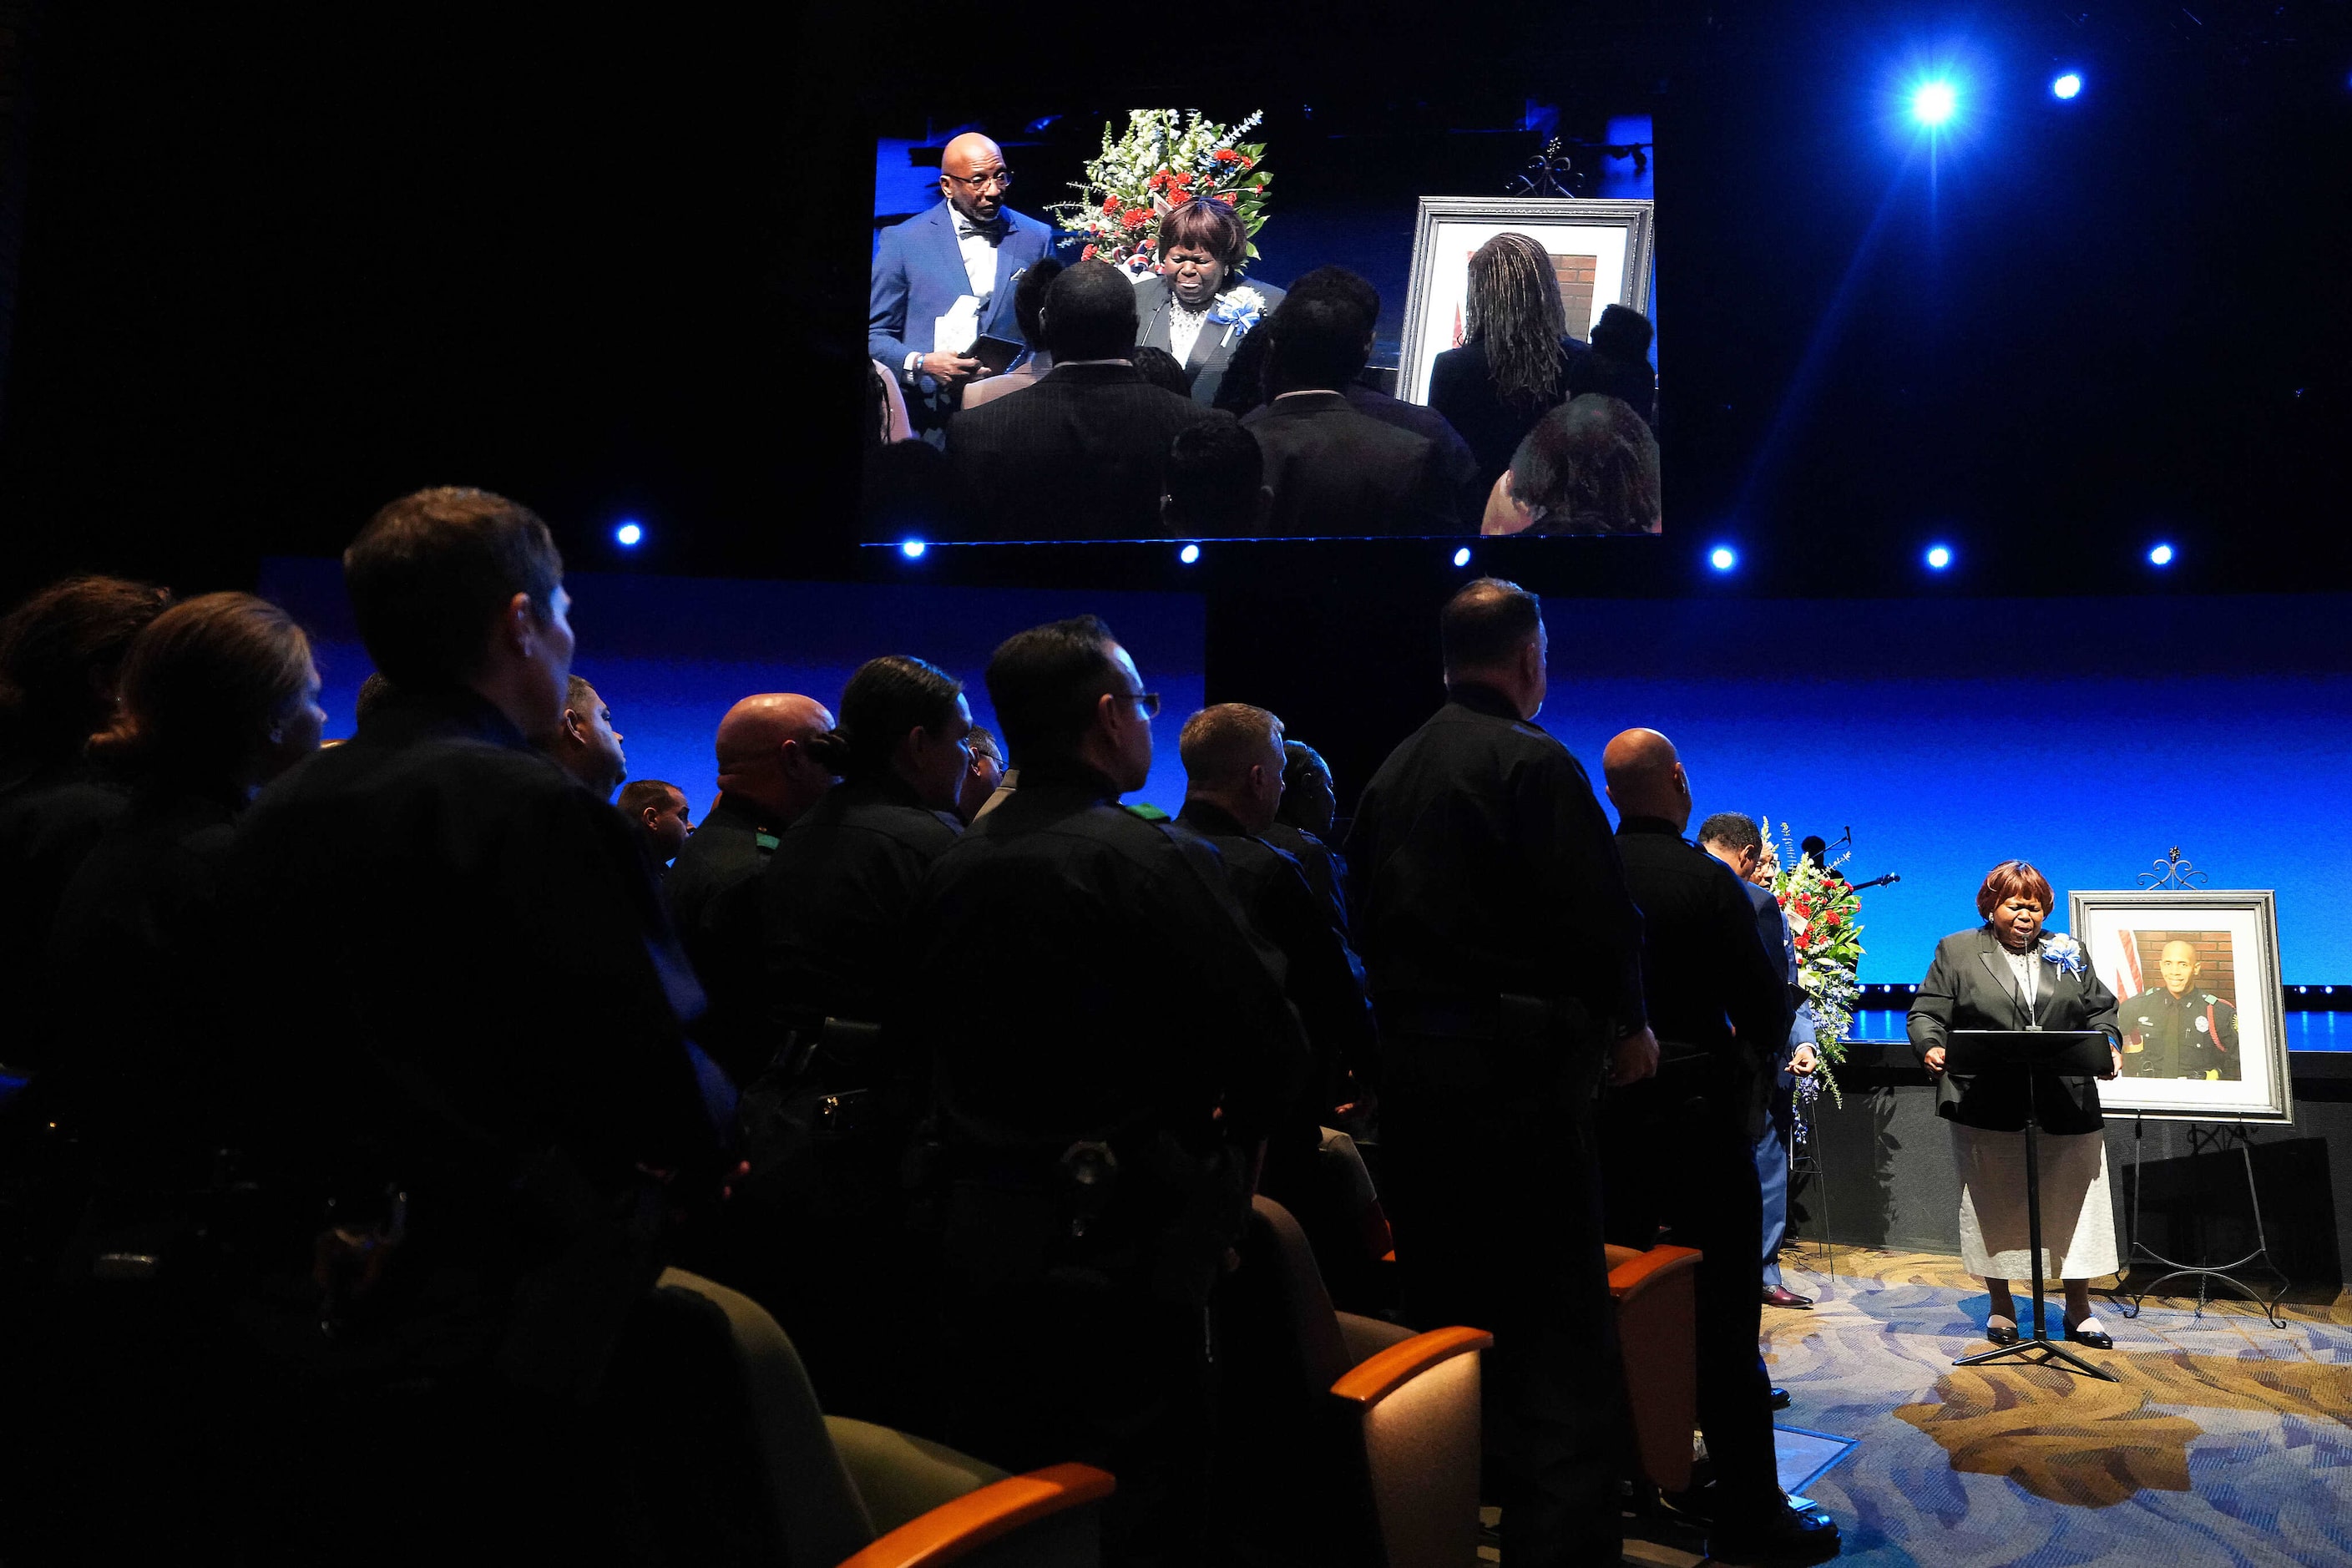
(1426, 336, 1592, 500)
(1241, 392, 1459, 536)
(1908, 926, 2121, 1134)
(946, 362, 1211, 540)
(1133, 274, 1286, 407)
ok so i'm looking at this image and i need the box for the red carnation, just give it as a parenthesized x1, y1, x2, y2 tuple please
(1081, 244, 1098, 260)
(1242, 157, 1257, 169)
(1171, 170, 1192, 187)
(1121, 209, 1150, 230)
(1216, 192, 1237, 205)
(1213, 148, 1241, 163)
(1102, 195, 1118, 213)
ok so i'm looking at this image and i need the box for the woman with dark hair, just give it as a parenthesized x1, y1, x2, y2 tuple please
(742, 654, 972, 1423)
(1483, 392, 1662, 535)
(1909, 860, 2125, 1348)
(1134, 197, 1286, 406)
(1428, 232, 1596, 501)
(0, 575, 171, 1056)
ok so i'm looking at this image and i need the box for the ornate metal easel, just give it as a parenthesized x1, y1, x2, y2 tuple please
(2109, 847, 2293, 1328)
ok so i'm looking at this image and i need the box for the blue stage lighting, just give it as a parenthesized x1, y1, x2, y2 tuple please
(1452, 547, 1472, 569)
(2148, 543, 2174, 566)
(2051, 73, 2081, 99)
(614, 520, 644, 548)
(1911, 81, 1957, 125)
(1178, 544, 1201, 565)
(1708, 545, 1737, 572)
(899, 538, 927, 559)
(1925, 544, 1953, 571)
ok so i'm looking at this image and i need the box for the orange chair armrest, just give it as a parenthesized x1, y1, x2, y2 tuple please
(1607, 1243, 1701, 1298)
(1328, 1324, 1495, 1409)
(838, 1462, 1115, 1568)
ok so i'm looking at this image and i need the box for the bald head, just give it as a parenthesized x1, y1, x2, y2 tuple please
(715, 692, 837, 825)
(2157, 939, 2201, 998)
(1602, 727, 1692, 831)
(939, 133, 1009, 224)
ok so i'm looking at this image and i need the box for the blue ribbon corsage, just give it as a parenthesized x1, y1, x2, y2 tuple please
(2039, 933, 2086, 976)
(1207, 286, 1269, 339)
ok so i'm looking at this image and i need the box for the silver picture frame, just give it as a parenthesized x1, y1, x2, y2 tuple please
(2067, 888, 2291, 1124)
(1395, 195, 1657, 406)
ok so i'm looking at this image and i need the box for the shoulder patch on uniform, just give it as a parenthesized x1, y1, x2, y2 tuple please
(1121, 803, 1172, 823)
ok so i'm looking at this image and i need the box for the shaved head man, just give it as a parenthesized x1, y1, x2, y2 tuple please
(870, 125, 1056, 436)
(665, 691, 836, 1079)
(1601, 726, 1692, 832)
(2122, 936, 2242, 1081)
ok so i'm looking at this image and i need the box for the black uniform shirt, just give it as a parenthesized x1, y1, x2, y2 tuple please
(1345, 682, 1645, 1029)
(665, 791, 787, 1081)
(1611, 817, 1793, 1063)
(0, 759, 129, 1071)
(910, 764, 1308, 1165)
(1261, 820, 1352, 938)
(761, 772, 960, 1029)
(2122, 985, 2242, 1080)
(1176, 800, 1376, 1110)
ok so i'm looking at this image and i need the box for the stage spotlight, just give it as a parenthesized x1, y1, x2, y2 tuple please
(614, 520, 644, 549)
(1708, 545, 1737, 572)
(1925, 544, 1954, 571)
(2148, 542, 2175, 566)
(1452, 547, 1472, 568)
(899, 538, 927, 559)
(2051, 72, 2081, 99)
(1911, 81, 1957, 126)
(1178, 544, 1201, 564)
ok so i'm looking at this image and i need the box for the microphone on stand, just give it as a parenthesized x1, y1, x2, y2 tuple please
(1849, 872, 1902, 892)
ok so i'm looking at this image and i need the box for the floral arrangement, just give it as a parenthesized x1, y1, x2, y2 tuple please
(1048, 109, 1272, 273)
(2040, 932, 2086, 976)
(1768, 820, 1866, 1110)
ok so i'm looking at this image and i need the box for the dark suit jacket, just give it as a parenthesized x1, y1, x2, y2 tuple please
(1241, 392, 1459, 536)
(1907, 926, 2121, 1134)
(1427, 336, 1592, 500)
(947, 362, 1211, 540)
(1133, 274, 1286, 407)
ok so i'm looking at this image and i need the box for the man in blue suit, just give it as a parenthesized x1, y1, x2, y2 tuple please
(870, 132, 1060, 437)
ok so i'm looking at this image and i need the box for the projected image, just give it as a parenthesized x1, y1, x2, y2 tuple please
(2071, 890, 2291, 1122)
(862, 106, 1659, 544)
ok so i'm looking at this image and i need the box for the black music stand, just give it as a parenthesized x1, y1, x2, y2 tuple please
(1945, 1029, 2121, 1382)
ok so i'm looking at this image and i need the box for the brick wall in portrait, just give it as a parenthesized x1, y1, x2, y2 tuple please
(2126, 928, 2238, 1008)
(1550, 253, 1597, 341)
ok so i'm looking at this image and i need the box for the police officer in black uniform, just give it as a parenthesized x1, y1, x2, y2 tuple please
(221, 488, 726, 1561)
(663, 690, 835, 1080)
(1267, 736, 1353, 936)
(2122, 938, 2242, 1080)
(739, 655, 970, 1424)
(1346, 579, 1657, 1568)
(907, 615, 1308, 1568)
(1600, 730, 1839, 1566)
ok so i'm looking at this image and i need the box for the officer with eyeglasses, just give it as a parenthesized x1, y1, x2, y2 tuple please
(870, 131, 1059, 438)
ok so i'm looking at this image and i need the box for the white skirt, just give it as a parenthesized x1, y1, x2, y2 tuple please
(1952, 1121, 2120, 1281)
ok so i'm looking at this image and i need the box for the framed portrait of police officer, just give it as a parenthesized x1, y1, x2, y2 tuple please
(2068, 889, 2290, 1123)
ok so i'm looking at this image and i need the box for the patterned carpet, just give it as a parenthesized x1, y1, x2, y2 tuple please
(1746, 1248, 2352, 1567)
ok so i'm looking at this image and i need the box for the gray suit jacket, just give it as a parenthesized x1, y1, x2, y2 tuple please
(1907, 925, 2120, 1133)
(1133, 274, 1285, 407)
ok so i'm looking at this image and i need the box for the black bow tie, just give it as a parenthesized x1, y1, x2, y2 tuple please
(956, 215, 1009, 242)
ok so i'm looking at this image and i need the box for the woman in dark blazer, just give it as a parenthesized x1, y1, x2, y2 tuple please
(1909, 860, 2124, 1348)
(1427, 231, 1592, 501)
(1131, 198, 1283, 407)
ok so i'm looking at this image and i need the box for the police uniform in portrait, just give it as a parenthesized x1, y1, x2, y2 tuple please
(2122, 984, 2241, 1080)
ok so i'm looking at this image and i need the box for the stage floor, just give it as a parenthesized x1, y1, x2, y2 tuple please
(1745, 1248, 2349, 1566)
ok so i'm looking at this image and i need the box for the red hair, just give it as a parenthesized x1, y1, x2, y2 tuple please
(1155, 198, 1248, 273)
(1975, 860, 2055, 919)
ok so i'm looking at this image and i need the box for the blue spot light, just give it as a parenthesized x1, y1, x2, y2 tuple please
(1911, 81, 1957, 125)
(1451, 547, 1473, 569)
(614, 520, 644, 548)
(899, 538, 927, 559)
(1925, 544, 1954, 571)
(1178, 544, 1201, 564)
(2149, 543, 2175, 566)
(1708, 545, 1738, 572)
(2051, 72, 2082, 100)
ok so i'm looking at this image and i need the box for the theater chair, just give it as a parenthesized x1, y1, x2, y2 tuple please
(1216, 1196, 1493, 1568)
(607, 1267, 1111, 1568)
(1605, 1242, 1702, 1494)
